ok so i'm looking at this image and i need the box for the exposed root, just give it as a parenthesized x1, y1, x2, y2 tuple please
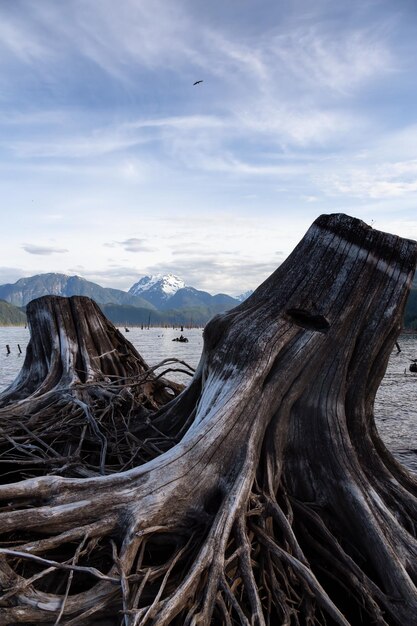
(0, 355, 194, 481)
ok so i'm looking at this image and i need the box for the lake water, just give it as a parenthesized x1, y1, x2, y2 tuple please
(0, 327, 416, 471)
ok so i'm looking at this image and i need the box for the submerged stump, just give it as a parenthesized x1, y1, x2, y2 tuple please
(0, 213, 417, 625)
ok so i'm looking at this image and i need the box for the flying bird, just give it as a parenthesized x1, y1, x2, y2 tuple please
(193, 80, 203, 85)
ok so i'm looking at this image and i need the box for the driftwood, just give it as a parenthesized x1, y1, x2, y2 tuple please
(0, 213, 417, 625)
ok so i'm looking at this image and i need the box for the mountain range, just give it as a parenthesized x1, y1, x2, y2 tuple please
(1, 271, 416, 329)
(0, 274, 155, 310)
(0, 273, 250, 326)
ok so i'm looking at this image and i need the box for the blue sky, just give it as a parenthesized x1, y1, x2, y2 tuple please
(1, 0, 417, 295)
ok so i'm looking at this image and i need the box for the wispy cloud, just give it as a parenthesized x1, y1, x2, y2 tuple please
(105, 238, 156, 253)
(0, 0, 198, 85)
(0, 11, 49, 65)
(0, 1, 396, 182)
(9, 132, 144, 160)
(270, 25, 394, 96)
(22, 244, 68, 255)
(317, 159, 417, 199)
(68, 264, 143, 289)
(5, 115, 227, 163)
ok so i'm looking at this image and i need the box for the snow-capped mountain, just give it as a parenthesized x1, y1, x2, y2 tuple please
(236, 290, 254, 302)
(129, 274, 240, 311)
(129, 274, 185, 301)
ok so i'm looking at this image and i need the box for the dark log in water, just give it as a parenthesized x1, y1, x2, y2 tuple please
(0, 214, 417, 625)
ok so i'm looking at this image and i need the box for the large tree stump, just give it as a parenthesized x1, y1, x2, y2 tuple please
(0, 213, 417, 625)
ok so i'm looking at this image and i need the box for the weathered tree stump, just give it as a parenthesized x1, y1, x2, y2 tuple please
(0, 296, 184, 479)
(0, 214, 417, 625)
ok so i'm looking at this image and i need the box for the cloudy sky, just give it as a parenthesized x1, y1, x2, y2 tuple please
(1, 0, 417, 295)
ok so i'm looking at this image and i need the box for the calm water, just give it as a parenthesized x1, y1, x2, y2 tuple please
(0, 327, 416, 471)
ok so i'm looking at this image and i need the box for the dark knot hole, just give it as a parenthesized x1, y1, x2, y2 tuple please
(286, 308, 330, 333)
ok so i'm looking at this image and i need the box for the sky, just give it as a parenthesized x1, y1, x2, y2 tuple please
(1, 0, 417, 296)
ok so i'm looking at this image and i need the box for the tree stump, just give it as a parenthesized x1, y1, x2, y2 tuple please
(0, 296, 184, 478)
(0, 213, 416, 626)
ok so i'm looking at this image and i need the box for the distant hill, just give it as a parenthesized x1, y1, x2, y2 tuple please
(0, 274, 155, 309)
(99, 304, 168, 327)
(160, 287, 238, 312)
(100, 303, 228, 327)
(0, 300, 26, 326)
